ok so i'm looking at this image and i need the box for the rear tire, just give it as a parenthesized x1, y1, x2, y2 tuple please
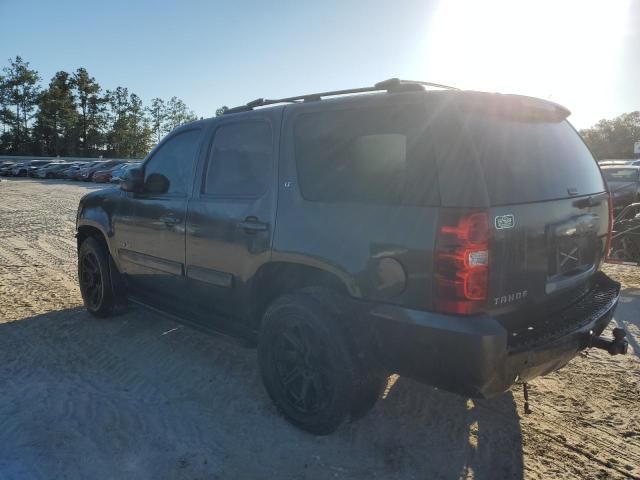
(258, 290, 358, 435)
(78, 237, 117, 317)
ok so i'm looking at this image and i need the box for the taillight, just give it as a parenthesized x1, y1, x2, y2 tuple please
(434, 210, 489, 314)
(604, 192, 621, 264)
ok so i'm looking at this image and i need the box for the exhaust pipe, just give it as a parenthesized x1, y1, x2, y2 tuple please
(590, 327, 628, 355)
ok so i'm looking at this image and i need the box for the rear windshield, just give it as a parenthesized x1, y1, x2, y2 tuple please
(293, 102, 439, 206)
(447, 114, 605, 205)
(602, 168, 638, 183)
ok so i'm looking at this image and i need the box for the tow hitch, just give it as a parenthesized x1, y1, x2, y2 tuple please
(590, 327, 628, 355)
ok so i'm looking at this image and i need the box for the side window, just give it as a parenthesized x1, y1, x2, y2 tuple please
(203, 120, 272, 197)
(293, 103, 439, 206)
(144, 128, 203, 195)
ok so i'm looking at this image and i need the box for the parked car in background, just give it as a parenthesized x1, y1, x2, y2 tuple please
(35, 162, 70, 178)
(92, 164, 123, 183)
(70, 167, 88, 181)
(26, 160, 53, 177)
(60, 162, 88, 179)
(76, 79, 626, 435)
(599, 159, 640, 167)
(11, 163, 28, 176)
(80, 161, 123, 182)
(73, 161, 106, 181)
(109, 162, 140, 183)
(61, 162, 91, 180)
(0, 162, 16, 176)
(602, 166, 640, 210)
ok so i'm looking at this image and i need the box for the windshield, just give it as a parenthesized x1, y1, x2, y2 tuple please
(602, 168, 639, 182)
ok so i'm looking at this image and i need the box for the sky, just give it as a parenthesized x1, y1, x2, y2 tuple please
(0, 0, 638, 129)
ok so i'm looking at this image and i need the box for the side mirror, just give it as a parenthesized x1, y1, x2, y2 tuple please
(144, 173, 170, 194)
(120, 167, 144, 192)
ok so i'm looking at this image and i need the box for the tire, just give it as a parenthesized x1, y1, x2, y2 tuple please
(258, 289, 358, 435)
(78, 236, 116, 317)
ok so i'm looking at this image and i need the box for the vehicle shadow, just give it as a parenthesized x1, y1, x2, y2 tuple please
(614, 287, 640, 358)
(0, 306, 524, 480)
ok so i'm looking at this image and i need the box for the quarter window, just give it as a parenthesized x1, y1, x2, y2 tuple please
(293, 103, 438, 206)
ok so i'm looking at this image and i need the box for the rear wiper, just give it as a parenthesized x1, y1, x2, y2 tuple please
(572, 192, 608, 208)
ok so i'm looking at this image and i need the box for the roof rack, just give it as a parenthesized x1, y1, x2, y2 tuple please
(222, 78, 459, 114)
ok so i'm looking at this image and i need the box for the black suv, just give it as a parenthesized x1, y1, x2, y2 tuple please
(76, 79, 626, 434)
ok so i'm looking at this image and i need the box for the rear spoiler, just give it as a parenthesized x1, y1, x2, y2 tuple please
(455, 92, 571, 122)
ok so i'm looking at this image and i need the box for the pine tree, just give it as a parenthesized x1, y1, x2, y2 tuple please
(0, 73, 16, 154)
(164, 96, 197, 132)
(1, 56, 40, 154)
(126, 93, 152, 158)
(106, 88, 153, 158)
(72, 68, 106, 156)
(0, 56, 201, 158)
(32, 71, 79, 156)
(105, 87, 130, 157)
(148, 97, 166, 144)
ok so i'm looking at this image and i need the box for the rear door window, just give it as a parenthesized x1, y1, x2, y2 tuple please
(293, 103, 439, 206)
(202, 120, 272, 197)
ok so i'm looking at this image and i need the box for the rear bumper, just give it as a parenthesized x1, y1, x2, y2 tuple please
(365, 271, 620, 398)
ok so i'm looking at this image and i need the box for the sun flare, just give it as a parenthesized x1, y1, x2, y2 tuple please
(423, 0, 631, 126)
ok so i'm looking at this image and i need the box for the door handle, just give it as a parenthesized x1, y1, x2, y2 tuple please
(237, 217, 268, 233)
(159, 215, 181, 226)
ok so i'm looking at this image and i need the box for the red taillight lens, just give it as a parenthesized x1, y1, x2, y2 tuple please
(440, 212, 490, 245)
(435, 210, 489, 315)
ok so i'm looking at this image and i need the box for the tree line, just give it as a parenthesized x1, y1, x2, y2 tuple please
(0, 56, 199, 159)
(579, 111, 639, 160)
(3, 54, 636, 162)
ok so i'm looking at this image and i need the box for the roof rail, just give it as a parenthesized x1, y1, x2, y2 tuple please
(222, 78, 459, 115)
(374, 78, 459, 91)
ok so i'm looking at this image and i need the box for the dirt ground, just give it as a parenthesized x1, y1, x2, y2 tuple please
(0, 177, 639, 480)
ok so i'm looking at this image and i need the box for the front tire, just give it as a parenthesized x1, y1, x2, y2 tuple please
(78, 237, 116, 317)
(258, 290, 358, 435)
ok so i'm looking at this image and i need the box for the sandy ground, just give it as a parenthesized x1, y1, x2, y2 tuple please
(0, 177, 639, 480)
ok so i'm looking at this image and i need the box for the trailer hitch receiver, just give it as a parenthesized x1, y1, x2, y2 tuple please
(590, 327, 628, 355)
